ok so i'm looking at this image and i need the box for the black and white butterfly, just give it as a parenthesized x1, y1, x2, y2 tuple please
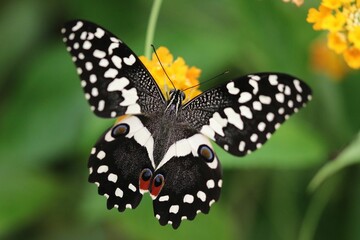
(61, 20, 312, 229)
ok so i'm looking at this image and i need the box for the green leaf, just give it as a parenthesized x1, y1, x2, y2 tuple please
(0, 166, 56, 237)
(0, 44, 89, 167)
(308, 131, 360, 192)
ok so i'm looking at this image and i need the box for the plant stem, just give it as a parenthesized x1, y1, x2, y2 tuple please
(144, 0, 163, 58)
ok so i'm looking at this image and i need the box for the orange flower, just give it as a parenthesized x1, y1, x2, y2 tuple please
(307, 0, 360, 69)
(139, 47, 202, 101)
(311, 39, 348, 80)
(343, 46, 360, 68)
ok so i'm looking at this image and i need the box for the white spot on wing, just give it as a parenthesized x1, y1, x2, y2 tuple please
(85, 62, 93, 71)
(197, 191, 206, 202)
(239, 106, 253, 119)
(269, 75, 278, 85)
(98, 100, 105, 111)
(200, 125, 215, 140)
(275, 93, 285, 103)
(258, 122, 266, 132)
(169, 205, 179, 214)
(97, 165, 108, 173)
(91, 148, 96, 154)
(99, 59, 109, 67)
(120, 88, 139, 106)
(249, 79, 259, 94)
(226, 81, 240, 95)
(91, 87, 99, 97)
(124, 54, 136, 66)
(128, 183, 136, 192)
(111, 55, 122, 69)
(183, 194, 194, 203)
(104, 130, 115, 142)
(87, 75, 96, 84)
(267, 112, 275, 122)
(97, 150, 106, 160)
(108, 42, 119, 55)
(250, 133, 258, 142)
(93, 49, 106, 58)
(238, 92, 252, 103)
(253, 101, 262, 111)
(72, 21, 83, 31)
(224, 107, 243, 130)
(294, 79, 303, 93)
(95, 27, 105, 38)
(206, 179, 215, 189)
(239, 141, 245, 152)
(209, 112, 228, 136)
(104, 68, 118, 78)
(107, 77, 130, 91)
(83, 40, 91, 49)
(115, 188, 123, 198)
(259, 95, 271, 104)
(108, 173, 118, 183)
(159, 195, 169, 202)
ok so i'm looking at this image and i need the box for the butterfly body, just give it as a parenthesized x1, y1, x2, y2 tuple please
(61, 20, 312, 229)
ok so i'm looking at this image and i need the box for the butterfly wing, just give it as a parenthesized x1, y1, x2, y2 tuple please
(88, 115, 155, 211)
(61, 20, 165, 118)
(181, 73, 312, 156)
(152, 133, 222, 229)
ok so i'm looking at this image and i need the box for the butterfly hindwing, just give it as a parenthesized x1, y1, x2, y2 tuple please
(88, 115, 155, 211)
(181, 73, 312, 156)
(152, 133, 222, 229)
(61, 20, 165, 118)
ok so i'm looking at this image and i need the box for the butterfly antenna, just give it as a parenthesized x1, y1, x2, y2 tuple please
(151, 44, 176, 89)
(183, 70, 229, 92)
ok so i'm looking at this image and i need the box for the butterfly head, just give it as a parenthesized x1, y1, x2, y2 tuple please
(165, 89, 186, 115)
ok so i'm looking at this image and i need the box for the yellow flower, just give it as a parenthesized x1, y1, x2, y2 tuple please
(307, 6, 332, 30)
(343, 46, 360, 68)
(322, 0, 342, 9)
(322, 12, 346, 31)
(139, 47, 202, 101)
(328, 32, 348, 53)
(348, 26, 360, 48)
(307, 0, 360, 69)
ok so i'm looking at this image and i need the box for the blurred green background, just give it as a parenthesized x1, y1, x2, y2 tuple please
(1, 0, 360, 239)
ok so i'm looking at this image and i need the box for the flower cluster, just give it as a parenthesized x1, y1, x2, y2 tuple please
(307, 0, 360, 69)
(139, 47, 202, 101)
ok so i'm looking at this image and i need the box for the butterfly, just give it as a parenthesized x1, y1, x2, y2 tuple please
(61, 20, 312, 229)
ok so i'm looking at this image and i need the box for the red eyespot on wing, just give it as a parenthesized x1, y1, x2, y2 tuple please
(150, 174, 165, 199)
(139, 168, 153, 194)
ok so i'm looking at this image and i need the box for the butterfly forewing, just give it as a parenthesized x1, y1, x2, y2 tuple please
(182, 73, 312, 156)
(61, 20, 165, 118)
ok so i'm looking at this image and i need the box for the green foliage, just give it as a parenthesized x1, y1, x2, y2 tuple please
(0, 0, 359, 239)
